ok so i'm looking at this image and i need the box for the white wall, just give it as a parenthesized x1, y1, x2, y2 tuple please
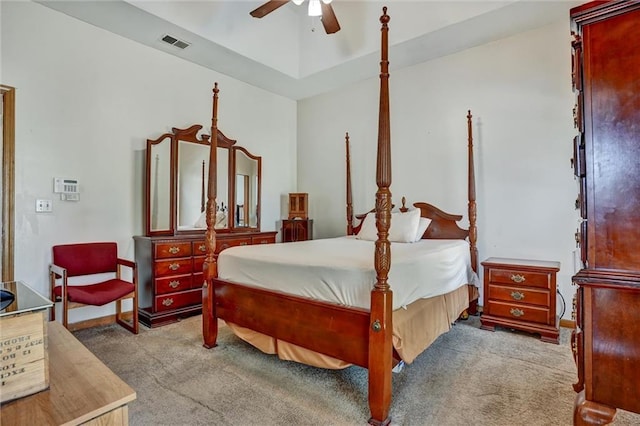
(297, 18, 580, 318)
(2, 1, 297, 322)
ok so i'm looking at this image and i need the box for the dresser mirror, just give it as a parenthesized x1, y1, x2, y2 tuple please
(144, 124, 262, 236)
(146, 133, 172, 235)
(233, 146, 261, 229)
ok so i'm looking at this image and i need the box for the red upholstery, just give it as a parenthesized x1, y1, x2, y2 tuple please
(52, 242, 118, 277)
(53, 279, 134, 306)
(49, 241, 139, 334)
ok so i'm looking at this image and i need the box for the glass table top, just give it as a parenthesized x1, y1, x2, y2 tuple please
(0, 281, 53, 317)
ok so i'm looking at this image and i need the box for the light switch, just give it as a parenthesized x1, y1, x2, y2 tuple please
(36, 199, 52, 213)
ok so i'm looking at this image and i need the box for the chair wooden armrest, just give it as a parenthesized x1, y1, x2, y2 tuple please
(49, 263, 66, 278)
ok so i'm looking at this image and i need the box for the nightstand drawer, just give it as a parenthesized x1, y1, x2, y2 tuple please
(488, 284, 550, 307)
(487, 268, 552, 289)
(486, 300, 550, 325)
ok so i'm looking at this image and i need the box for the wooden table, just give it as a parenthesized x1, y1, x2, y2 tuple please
(1, 321, 136, 425)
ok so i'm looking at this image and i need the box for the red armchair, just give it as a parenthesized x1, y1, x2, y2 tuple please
(49, 242, 138, 334)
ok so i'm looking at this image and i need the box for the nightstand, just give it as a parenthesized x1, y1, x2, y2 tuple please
(480, 257, 560, 344)
(281, 219, 313, 242)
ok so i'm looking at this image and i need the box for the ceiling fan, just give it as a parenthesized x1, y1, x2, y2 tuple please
(250, 0, 341, 34)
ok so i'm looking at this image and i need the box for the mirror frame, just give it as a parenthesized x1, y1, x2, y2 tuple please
(171, 125, 235, 235)
(231, 146, 262, 231)
(145, 123, 263, 236)
(145, 132, 174, 236)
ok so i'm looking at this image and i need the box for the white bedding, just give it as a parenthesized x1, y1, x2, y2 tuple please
(218, 236, 479, 310)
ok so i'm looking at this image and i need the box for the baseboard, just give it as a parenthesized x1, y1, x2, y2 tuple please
(60, 311, 135, 332)
(559, 318, 576, 329)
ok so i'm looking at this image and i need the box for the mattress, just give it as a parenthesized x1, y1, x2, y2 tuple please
(218, 236, 479, 311)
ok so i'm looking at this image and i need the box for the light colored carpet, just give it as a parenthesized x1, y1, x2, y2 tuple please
(73, 315, 639, 426)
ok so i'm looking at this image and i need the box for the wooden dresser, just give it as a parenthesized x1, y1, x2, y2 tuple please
(569, 2, 640, 425)
(134, 231, 276, 327)
(281, 219, 313, 242)
(480, 257, 560, 344)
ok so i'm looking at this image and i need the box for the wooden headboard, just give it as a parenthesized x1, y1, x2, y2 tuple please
(345, 111, 478, 272)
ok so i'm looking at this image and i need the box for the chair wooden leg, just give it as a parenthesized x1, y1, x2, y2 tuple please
(115, 298, 139, 335)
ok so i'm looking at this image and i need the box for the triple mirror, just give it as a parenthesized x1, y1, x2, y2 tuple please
(145, 124, 261, 236)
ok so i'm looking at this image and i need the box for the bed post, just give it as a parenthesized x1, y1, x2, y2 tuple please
(346, 132, 354, 235)
(467, 110, 478, 273)
(368, 7, 392, 426)
(203, 83, 219, 349)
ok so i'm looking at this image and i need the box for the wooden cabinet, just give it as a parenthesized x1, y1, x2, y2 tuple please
(134, 231, 276, 327)
(281, 219, 313, 242)
(480, 257, 560, 344)
(288, 193, 308, 219)
(569, 2, 640, 424)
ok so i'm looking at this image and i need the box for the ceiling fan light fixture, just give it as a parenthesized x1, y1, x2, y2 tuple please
(321, 0, 332, 4)
(292, 0, 304, 5)
(308, 0, 321, 17)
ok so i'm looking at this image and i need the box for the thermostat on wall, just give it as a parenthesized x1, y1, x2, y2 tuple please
(53, 177, 79, 194)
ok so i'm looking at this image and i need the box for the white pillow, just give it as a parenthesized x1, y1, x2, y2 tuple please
(356, 208, 421, 243)
(414, 217, 432, 242)
(356, 213, 378, 241)
(389, 208, 421, 243)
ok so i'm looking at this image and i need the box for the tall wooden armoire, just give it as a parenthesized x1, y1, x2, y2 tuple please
(569, 1, 640, 425)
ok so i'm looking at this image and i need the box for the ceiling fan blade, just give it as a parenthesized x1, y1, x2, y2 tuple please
(250, 0, 290, 18)
(320, 3, 341, 34)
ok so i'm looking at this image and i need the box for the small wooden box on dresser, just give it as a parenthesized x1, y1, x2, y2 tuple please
(480, 257, 560, 344)
(569, 2, 640, 425)
(134, 232, 276, 328)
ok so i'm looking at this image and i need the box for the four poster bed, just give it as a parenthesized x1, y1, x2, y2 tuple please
(202, 8, 478, 425)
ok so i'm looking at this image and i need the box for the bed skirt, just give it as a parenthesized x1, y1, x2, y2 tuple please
(226, 284, 477, 369)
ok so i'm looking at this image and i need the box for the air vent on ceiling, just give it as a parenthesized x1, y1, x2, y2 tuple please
(161, 34, 190, 50)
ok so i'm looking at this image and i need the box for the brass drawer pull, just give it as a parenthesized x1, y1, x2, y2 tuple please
(198, 244, 206, 252)
(510, 274, 526, 283)
(169, 280, 180, 289)
(261, 240, 269, 244)
(510, 308, 524, 317)
(169, 263, 180, 271)
(240, 241, 248, 246)
(169, 246, 180, 254)
(510, 291, 525, 301)
(162, 298, 174, 307)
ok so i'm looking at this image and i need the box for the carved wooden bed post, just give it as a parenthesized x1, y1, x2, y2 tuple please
(202, 83, 219, 349)
(345, 132, 354, 235)
(368, 7, 393, 426)
(467, 110, 478, 273)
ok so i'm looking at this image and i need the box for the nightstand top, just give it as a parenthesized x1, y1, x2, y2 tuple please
(481, 257, 560, 271)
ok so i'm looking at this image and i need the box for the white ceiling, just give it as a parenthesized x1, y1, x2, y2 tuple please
(37, 0, 579, 100)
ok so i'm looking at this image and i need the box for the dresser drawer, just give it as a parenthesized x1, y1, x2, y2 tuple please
(488, 284, 550, 307)
(154, 242, 192, 259)
(154, 258, 193, 277)
(216, 237, 251, 253)
(155, 274, 192, 295)
(154, 289, 202, 312)
(252, 234, 276, 245)
(192, 240, 207, 256)
(486, 300, 550, 325)
(487, 268, 552, 289)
